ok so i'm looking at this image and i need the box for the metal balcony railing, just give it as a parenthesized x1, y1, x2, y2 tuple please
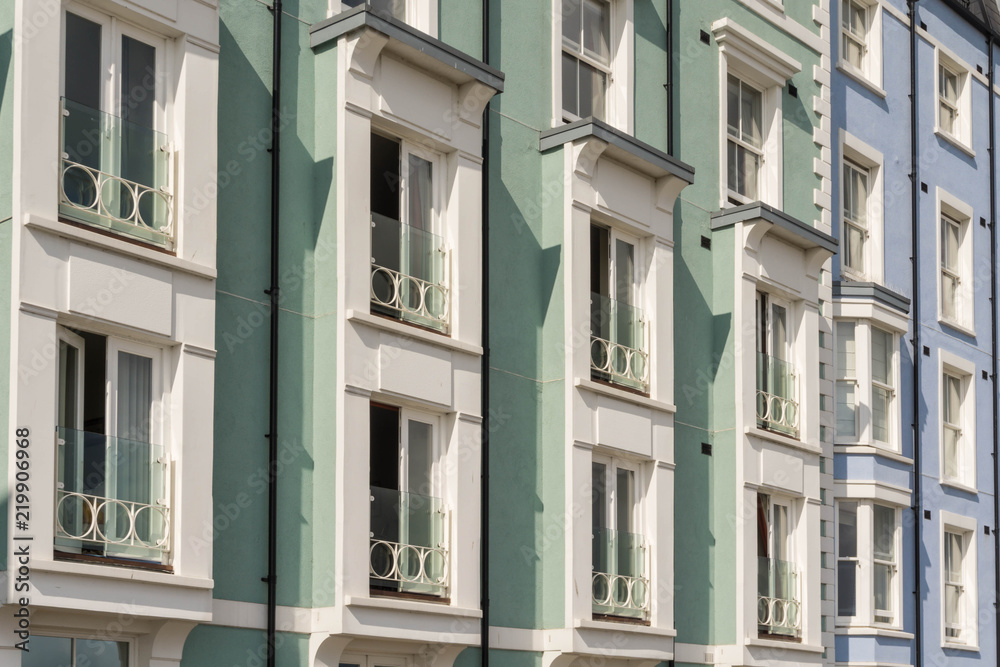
(369, 486, 449, 597)
(591, 292, 648, 392)
(756, 352, 799, 436)
(592, 527, 650, 619)
(59, 98, 174, 247)
(55, 427, 170, 561)
(758, 556, 802, 637)
(370, 213, 450, 333)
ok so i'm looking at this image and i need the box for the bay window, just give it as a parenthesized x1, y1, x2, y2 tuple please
(756, 291, 798, 436)
(757, 493, 800, 637)
(590, 224, 646, 391)
(60, 5, 173, 247)
(369, 402, 448, 598)
(55, 326, 169, 564)
(591, 457, 648, 619)
(836, 499, 900, 627)
(24, 636, 129, 667)
(726, 75, 763, 204)
(369, 132, 450, 333)
(834, 320, 898, 450)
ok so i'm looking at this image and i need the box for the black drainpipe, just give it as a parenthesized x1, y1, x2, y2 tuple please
(907, 2, 921, 666)
(988, 32, 999, 662)
(665, 0, 674, 156)
(265, 0, 282, 666)
(480, 0, 491, 664)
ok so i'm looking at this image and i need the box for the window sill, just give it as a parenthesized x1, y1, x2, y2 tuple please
(943, 641, 980, 653)
(34, 557, 213, 589)
(746, 426, 822, 455)
(347, 309, 483, 356)
(746, 637, 824, 654)
(835, 625, 913, 639)
(836, 61, 887, 98)
(834, 444, 912, 465)
(934, 128, 976, 159)
(576, 618, 675, 637)
(26, 213, 216, 280)
(941, 478, 978, 495)
(345, 594, 482, 618)
(575, 378, 675, 413)
(939, 316, 976, 338)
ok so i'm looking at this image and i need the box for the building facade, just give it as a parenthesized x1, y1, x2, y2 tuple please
(1, 0, 1000, 667)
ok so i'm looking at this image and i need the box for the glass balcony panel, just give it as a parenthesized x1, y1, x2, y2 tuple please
(369, 486, 448, 597)
(370, 213, 450, 332)
(592, 527, 649, 619)
(756, 352, 799, 436)
(60, 98, 172, 246)
(758, 556, 801, 637)
(55, 427, 169, 561)
(590, 292, 648, 391)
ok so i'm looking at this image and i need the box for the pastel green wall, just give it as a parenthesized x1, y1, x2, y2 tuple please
(439, 0, 482, 57)
(182, 625, 309, 667)
(0, 0, 13, 573)
(211, 0, 337, 614)
(671, 0, 824, 647)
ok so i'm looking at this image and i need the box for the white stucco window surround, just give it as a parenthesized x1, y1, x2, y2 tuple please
(936, 187, 975, 336)
(538, 120, 692, 660)
(310, 10, 500, 650)
(939, 350, 977, 494)
(836, 0, 884, 96)
(940, 511, 979, 650)
(335, 0, 438, 37)
(831, 283, 909, 455)
(552, 0, 634, 131)
(833, 481, 910, 631)
(935, 48, 974, 156)
(838, 130, 884, 284)
(712, 18, 801, 209)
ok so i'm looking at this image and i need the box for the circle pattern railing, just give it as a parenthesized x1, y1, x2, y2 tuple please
(370, 264, 450, 331)
(755, 389, 799, 433)
(60, 159, 174, 243)
(757, 593, 802, 634)
(55, 490, 170, 552)
(591, 570, 650, 616)
(369, 538, 449, 594)
(590, 336, 649, 390)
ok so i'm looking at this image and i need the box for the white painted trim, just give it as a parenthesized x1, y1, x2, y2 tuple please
(834, 445, 913, 466)
(732, 0, 825, 54)
(833, 480, 911, 506)
(712, 18, 802, 86)
(346, 310, 484, 356)
(831, 298, 909, 333)
(575, 378, 676, 412)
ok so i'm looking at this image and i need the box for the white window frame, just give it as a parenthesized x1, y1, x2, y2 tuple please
(62, 2, 169, 136)
(838, 130, 884, 283)
(935, 188, 974, 335)
(591, 454, 642, 535)
(713, 21, 800, 209)
(939, 350, 976, 492)
(934, 49, 973, 153)
(398, 407, 441, 498)
(834, 319, 899, 451)
(835, 499, 902, 629)
(336, 0, 437, 37)
(837, 0, 883, 93)
(24, 634, 136, 667)
(940, 511, 978, 649)
(834, 320, 859, 442)
(552, 0, 634, 131)
(726, 74, 765, 206)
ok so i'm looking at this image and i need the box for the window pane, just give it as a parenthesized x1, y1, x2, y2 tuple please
(838, 560, 857, 616)
(59, 340, 80, 429)
(772, 503, 789, 561)
(727, 75, 740, 138)
(874, 562, 891, 615)
(591, 224, 610, 297)
(406, 419, 433, 496)
(614, 238, 634, 306)
(941, 102, 956, 135)
(562, 0, 582, 47)
(872, 328, 891, 385)
(592, 462, 607, 530)
(120, 36, 156, 127)
(407, 154, 433, 233)
(873, 385, 890, 442)
(843, 33, 864, 69)
(873, 505, 895, 560)
(616, 468, 635, 533)
(942, 219, 960, 269)
(24, 636, 73, 667)
(837, 381, 857, 437)
(946, 532, 964, 583)
(942, 272, 959, 319)
(76, 640, 129, 667)
(580, 60, 606, 121)
(836, 322, 856, 377)
(845, 222, 865, 271)
(944, 374, 961, 425)
(944, 426, 961, 479)
(562, 54, 578, 117)
(838, 502, 858, 557)
(741, 84, 763, 148)
(582, 0, 610, 63)
(65, 13, 103, 110)
(369, 403, 400, 491)
(116, 351, 152, 443)
(371, 134, 401, 221)
(771, 304, 788, 358)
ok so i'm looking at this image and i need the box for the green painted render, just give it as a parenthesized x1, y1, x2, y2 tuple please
(183, 625, 309, 667)
(210, 0, 338, 614)
(671, 0, 825, 649)
(0, 0, 13, 573)
(439, 0, 482, 58)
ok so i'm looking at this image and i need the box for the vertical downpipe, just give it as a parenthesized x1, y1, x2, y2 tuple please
(907, 2, 922, 666)
(265, 1, 282, 666)
(988, 33, 999, 662)
(480, 0, 491, 664)
(665, 0, 674, 156)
